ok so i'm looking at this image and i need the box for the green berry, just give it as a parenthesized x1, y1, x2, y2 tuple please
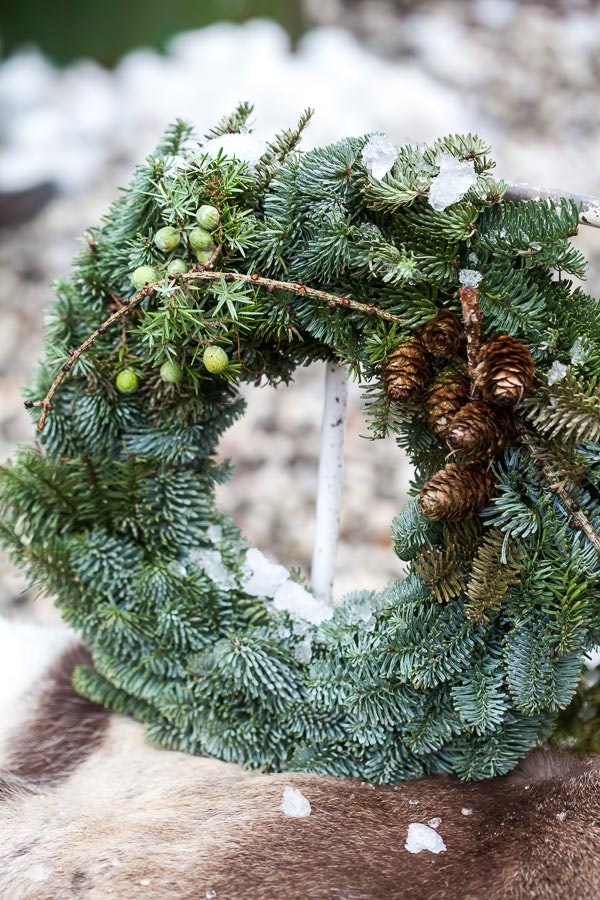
(189, 226, 213, 250)
(116, 369, 139, 393)
(196, 205, 220, 231)
(160, 360, 183, 384)
(195, 247, 216, 265)
(131, 265, 158, 290)
(166, 258, 188, 275)
(154, 226, 181, 252)
(203, 345, 229, 374)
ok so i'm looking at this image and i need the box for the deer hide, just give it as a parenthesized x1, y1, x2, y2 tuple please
(0, 620, 598, 899)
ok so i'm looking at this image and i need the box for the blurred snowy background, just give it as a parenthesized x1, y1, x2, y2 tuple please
(2, 0, 600, 623)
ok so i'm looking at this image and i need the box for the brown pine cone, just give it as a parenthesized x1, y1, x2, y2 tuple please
(445, 400, 517, 462)
(420, 308, 463, 357)
(418, 462, 496, 521)
(425, 368, 470, 438)
(381, 338, 432, 402)
(474, 334, 534, 408)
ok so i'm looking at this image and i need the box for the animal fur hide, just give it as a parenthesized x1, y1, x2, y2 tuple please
(0, 619, 598, 899)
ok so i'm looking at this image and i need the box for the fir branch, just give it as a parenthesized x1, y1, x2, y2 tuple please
(478, 263, 547, 344)
(254, 108, 314, 195)
(465, 529, 524, 623)
(413, 520, 481, 603)
(504, 182, 600, 230)
(522, 432, 600, 554)
(204, 102, 255, 139)
(521, 371, 600, 445)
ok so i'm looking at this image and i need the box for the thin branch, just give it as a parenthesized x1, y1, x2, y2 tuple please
(504, 182, 600, 229)
(180, 268, 405, 323)
(521, 433, 600, 554)
(458, 285, 483, 386)
(29, 268, 404, 431)
(28, 284, 156, 431)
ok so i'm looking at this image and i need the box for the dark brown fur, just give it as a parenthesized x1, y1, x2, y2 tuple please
(5, 644, 110, 783)
(201, 754, 599, 900)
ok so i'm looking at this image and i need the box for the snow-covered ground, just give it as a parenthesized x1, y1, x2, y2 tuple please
(1, 6, 600, 619)
(0, 20, 476, 191)
(3, 6, 600, 194)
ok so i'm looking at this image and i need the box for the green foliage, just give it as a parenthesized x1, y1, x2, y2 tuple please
(391, 497, 443, 561)
(465, 528, 525, 622)
(522, 371, 600, 444)
(204, 102, 255, 139)
(478, 198, 586, 276)
(1, 113, 599, 784)
(254, 107, 314, 195)
(413, 520, 481, 603)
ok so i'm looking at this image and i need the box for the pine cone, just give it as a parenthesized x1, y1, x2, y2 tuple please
(381, 338, 431, 402)
(425, 368, 470, 438)
(474, 334, 534, 408)
(418, 463, 496, 521)
(420, 308, 463, 357)
(445, 400, 517, 462)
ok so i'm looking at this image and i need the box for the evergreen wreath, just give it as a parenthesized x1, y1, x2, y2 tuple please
(1, 104, 599, 782)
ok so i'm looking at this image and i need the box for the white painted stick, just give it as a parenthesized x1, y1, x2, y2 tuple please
(505, 182, 600, 228)
(311, 362, 348, 605)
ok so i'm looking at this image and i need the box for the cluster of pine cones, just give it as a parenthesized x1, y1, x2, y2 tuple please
(381, 308, 534, 521)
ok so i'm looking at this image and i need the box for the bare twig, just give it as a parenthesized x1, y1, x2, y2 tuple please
(29, 268, 404, 431)
(28, 284, 156, 431)
(504, 182, 600, 229)
(521, 432, 600, 554)
(458, 285, 483, 385)
(180, 268, 405, 323)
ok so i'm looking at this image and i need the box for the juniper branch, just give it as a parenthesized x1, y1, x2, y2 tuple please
(30, 269, 404, 431)
(180, 269, 405, 322)
(28, 285, 156, 432)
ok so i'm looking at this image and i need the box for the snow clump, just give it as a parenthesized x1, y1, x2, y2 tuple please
(281, 786, 312, 817)
(241, 548, 333, 625)
(570, 336, 590, 366)
(429, 152, 477, 211)
(404, 823, 447, 854)
(547, 361, 568, 385)
(293, 634, 313, 663)
(459, 268, 482, 287)
(273, 579, 333, 626)
(202, 131, 265, 172)
(241, 548, 289, 596)
(427, 817, 442, 829)
(188, 548, 238, 591)
(362, 133, 397, 180)
(206, 524, 223, 544)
